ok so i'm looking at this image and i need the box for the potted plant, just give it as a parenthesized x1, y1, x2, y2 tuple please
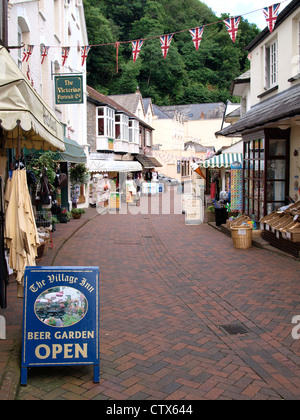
(205, 205, 215, 223)
(58, 208, 69, 223)
(71, 208, 86, 219)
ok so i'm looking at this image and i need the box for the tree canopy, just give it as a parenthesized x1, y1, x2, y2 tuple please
(83, 0, 259, 105)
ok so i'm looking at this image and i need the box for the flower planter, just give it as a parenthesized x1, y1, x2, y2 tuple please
(58, 214, 69, 223)
(72, 213, 82, 219)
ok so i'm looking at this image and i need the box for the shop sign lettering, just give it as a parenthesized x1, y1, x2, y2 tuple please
(54, 76, 83, 104)
(21, 266, 99, 385)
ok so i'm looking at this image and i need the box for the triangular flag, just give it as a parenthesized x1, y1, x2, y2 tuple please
(22, 45, 34, 62)
(132, 40, 144, 63)
(189, 26, 204, 51)
(263, 3, 281, 33)
(41, 45, 50, 65)
(22, 48, 27, 63)
(224, 17, 241, 43)
(81, 45, 91, 66)
(160, 34, 173, 59)
(61, 47, 70, 66)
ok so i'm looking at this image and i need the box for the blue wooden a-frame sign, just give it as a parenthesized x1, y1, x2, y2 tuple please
(21, 266, 100, 385)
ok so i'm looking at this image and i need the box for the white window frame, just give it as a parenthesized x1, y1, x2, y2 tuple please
(96, 106, 115, 138)
(265, 39, 278, 89)
(115, 114, 129, 141)
(129, 119, 139, 143)
(17, 25, 23, 70)
(145, 130, 151, 147)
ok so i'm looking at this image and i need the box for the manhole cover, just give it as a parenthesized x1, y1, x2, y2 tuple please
(219, 324, 248, 335)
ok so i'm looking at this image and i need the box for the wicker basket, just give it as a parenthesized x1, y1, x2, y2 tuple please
(231, 225, 253, 249)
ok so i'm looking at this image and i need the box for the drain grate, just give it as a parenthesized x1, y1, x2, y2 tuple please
(219, 324, 248, 335)
(142, 235, 153, 239)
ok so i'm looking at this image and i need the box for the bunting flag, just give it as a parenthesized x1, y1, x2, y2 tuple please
(160, 34, 173, 59)
(27, 65, 34, 86)
(22, 45, 34, 62)
(132, 39, 144, 63)
(61, 46, 70, 66)
(26, 65, 31, 81)
(16, 2, 285, 72)
(189, 26, 204, 51)
(41, 45, 50, 65)
(263, 3, 281, 33)
(224, 17, 241, 43)
(81, 45, 91, 66)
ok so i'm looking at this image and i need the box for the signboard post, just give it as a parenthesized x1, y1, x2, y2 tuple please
(54, 75, 84, 104)
(21, 266, 100, 386)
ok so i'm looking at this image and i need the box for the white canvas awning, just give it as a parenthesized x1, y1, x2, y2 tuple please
(88, 159, 142, 173)
(0, 46, 65, 152)
(200, 153, 243, 169)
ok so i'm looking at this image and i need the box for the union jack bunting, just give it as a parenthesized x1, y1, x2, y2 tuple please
(27, 65, 34, 86)
(189, 26, 204, 51)
(61, 47, 70, 66)
(22, 45, 34, 62)
(224, 17, 241, 43)
(263, 3, 281, 33)
(132, 40, 144, 63)
(160, 34, 173, 59)
(81, 45, 91, 66)
(41, 45, 50, 65)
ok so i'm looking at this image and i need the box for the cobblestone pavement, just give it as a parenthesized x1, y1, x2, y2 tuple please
(1, 191, 300, 400)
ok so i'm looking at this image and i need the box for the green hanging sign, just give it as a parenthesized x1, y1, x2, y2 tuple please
(55, 75, 84, 104)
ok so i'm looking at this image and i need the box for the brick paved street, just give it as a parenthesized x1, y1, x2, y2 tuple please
(1, 191, 300, 400)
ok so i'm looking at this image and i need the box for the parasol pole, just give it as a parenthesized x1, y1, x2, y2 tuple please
(17, 120, 21, 168)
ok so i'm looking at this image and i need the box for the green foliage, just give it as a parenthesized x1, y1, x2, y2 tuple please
(69, 164, 90, 185)
(28, 150, 57, 189)
(84, 0, 260, 105)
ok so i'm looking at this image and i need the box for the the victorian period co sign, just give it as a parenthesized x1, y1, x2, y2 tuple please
(21, 266, 100, 385)
(54, 75, 83, 104)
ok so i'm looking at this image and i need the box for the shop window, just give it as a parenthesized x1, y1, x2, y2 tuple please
(243, 130, 290, 220)
(265, 40, 278, 89)
(97, 106, 115, 138)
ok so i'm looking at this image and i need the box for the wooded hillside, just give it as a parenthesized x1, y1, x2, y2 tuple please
(83, 0, 260, 105)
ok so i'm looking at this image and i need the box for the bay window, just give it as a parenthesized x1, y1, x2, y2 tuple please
(97, 106, 115, 138)
(129, 119, 139, 143)
(115, 114, 129, 141)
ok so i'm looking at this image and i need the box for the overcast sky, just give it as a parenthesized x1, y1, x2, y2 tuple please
(201, 0, 293, 29)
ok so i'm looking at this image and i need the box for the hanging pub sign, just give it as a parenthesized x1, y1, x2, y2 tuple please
(54, 75, 84, 104)
(21, 266, 100, 385)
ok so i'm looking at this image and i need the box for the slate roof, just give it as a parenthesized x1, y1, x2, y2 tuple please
(109, 93, 146, 116)
(157, 103, 225, 121)
(216, 83, 300, 137)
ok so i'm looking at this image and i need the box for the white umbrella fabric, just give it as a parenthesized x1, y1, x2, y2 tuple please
(4, 169, 39, 298)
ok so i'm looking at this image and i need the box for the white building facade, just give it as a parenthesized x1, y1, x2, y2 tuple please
(7, 0, 88, 149)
